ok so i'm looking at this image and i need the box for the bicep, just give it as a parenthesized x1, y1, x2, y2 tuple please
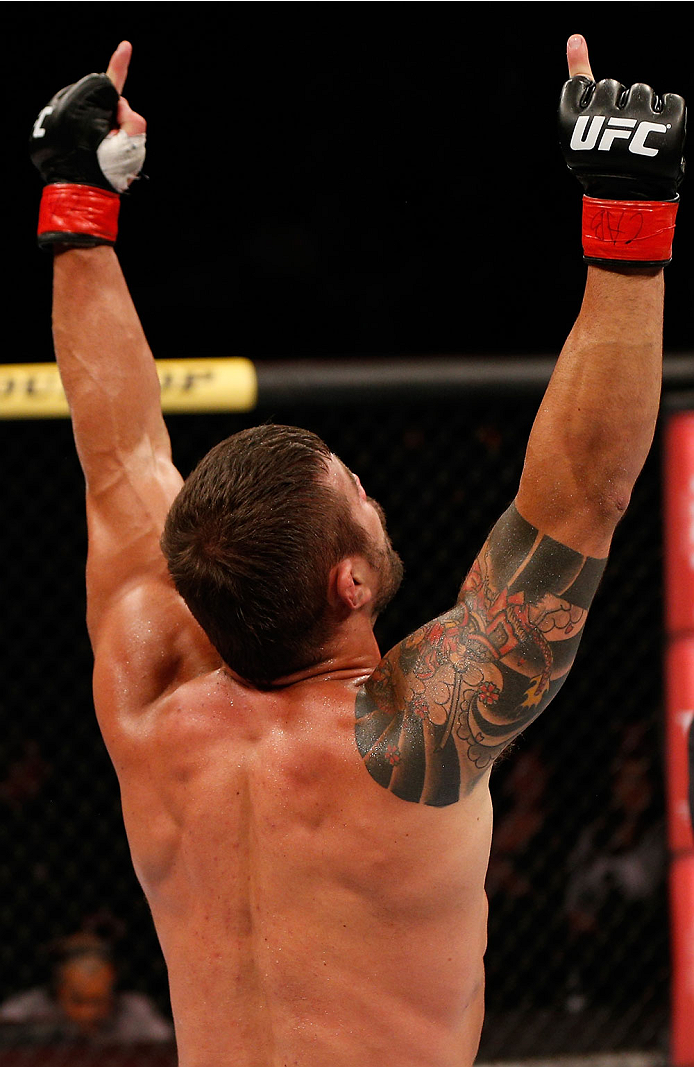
(356, 502, 606, 805)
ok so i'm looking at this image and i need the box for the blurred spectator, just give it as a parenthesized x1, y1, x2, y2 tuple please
(563, 731, 665, 1012)
(0, 740, 50, 811)
(486, 745, 550, 902)
(484, 744, 570, 1011)
(0, 933, 173, 1045)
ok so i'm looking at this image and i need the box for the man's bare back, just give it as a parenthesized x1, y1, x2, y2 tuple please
(92, 454, 494, 1065)
(92, 483, 606, 1065)
(32, 30, 684, 1067)
(104, 657, 490, 1066)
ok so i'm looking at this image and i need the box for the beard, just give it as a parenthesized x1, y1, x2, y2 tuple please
(368, 496, 404, 616)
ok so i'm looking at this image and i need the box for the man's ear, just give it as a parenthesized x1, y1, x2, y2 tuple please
(327, 557, 374, 611)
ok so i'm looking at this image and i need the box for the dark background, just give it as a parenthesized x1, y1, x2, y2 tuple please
(4, 2, 694, 367)
(1, 3, 691, 1061)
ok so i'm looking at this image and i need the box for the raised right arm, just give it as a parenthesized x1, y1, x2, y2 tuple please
(356, 264, 661, 805)
(356, 35, 682, 804)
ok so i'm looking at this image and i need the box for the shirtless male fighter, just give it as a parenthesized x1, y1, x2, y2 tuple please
(29, 34, 685, 1067)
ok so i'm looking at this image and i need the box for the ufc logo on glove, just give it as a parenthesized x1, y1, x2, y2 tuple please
(570, 116, 670, 157)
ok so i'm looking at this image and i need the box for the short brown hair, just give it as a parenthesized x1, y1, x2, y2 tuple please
(161, 425, 370, 687)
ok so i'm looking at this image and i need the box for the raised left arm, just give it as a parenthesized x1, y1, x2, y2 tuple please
(31, 44, 212, 691)
(52, 244, 183, 643)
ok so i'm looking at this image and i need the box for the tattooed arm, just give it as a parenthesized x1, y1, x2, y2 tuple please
(356, 268, 660, 807)
(356, 506, 605, 804)
(356, 267, 660, 806)
(356, 285, 662, 806)
(356, 276, 659, 802)
(356, 36, 665, 804)
(356, 274, 660, 806)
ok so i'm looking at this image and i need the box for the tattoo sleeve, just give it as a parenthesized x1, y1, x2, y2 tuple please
(355, 504, 606, 806)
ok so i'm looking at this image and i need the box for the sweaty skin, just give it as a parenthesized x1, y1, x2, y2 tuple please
(50, 33, 666, 1067)
(101, 650, 492, 1066)
(94, 456, 495, 1066)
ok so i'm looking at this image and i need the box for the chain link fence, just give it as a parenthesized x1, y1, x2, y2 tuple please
(0, 392, 669, 1063)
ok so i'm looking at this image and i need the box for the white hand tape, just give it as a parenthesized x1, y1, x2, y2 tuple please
(97, 130, 147, 194)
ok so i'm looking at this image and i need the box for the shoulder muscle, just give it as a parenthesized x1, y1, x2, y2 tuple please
(92, 575, 220, 730)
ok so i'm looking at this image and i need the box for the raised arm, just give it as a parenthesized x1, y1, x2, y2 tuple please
(356, 36, 685, 804)
(517, 36, 669, 556)
(51, 46, 171, 492)
(31, 45, 211, 692)
(53, 244, 183, 632)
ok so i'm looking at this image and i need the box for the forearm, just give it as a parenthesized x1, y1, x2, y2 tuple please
(516, 266, 664, 556)
(52, 245, 171, 488)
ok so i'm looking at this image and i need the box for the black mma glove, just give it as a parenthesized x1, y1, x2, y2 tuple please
(558, 76, 686, 266)
(30, 72, 146, 248)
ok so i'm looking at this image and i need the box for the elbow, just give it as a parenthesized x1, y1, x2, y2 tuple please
(586, 463, 637, 522)
(611, 488, 632, 517)
(560, 433, 640, 523)
(568, 474, 634, 532)
(566, 478, 633, 549)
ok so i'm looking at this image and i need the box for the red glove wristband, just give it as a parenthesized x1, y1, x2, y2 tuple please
(38, 183, 120, 248)
(582, 196, 678, 266)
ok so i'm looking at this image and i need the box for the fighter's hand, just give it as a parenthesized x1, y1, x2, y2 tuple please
(105, 41, 146, 137)
(30, 40, 148, 248)
(558, 32, 686, 268)
(566, 34, 594, 81)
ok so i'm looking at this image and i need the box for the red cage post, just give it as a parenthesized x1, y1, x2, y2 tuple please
(664, 408, 694, 1066)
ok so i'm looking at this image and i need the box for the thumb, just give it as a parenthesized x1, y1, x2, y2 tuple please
(117, 96, 147, 136)
(106, 40, 132, 95)
(567, 34, 594, 80)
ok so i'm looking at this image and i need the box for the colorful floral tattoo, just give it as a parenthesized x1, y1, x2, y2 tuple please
(355, 504, 606, 806)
